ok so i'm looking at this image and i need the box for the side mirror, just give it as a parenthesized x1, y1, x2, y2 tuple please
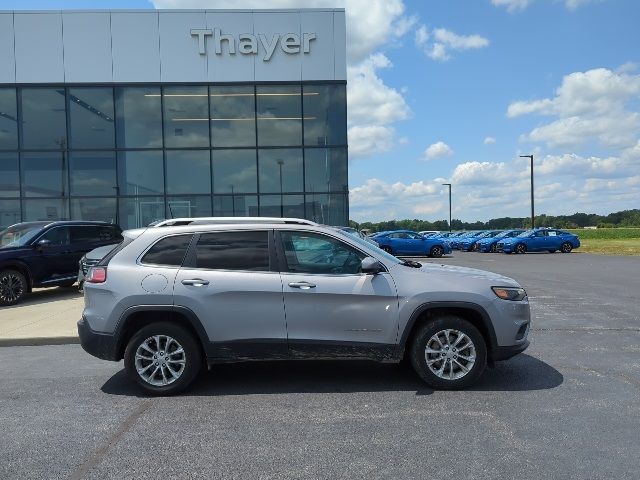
(36, 239, 51, 250)
(361, 256, 384, 275)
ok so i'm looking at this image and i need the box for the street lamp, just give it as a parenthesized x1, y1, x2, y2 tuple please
(277, 159, 284, 217)
(520, 155, 534, 229)
(442, 183, 452, 232)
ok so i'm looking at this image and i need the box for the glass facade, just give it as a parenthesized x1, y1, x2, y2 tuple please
(0, 83, 348, 229)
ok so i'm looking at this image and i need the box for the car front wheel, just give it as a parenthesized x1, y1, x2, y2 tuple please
(0, 269, 27, 306)
(381, 246, 393, 254)
(124, 322, 203, 396)
(410, 315, 487, 389)
(490, 244, 497, 253)
(515, 243, 527, 254)
(429, 245, 444, 258)
(561, 242, 572, 253)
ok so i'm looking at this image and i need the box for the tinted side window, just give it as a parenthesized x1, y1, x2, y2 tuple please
(41, 227, 70, 245)
(71, 226, 101, 243)
(99, 226, 122, 242)
(281, 231, 365, 275)
(141, 235, 193, 266)
(194, 231, 269, 271)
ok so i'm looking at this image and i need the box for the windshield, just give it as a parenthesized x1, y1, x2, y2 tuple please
(333, 229, 400, 265)
(517, 230, 534, 237)
(0, 223, 47, 248)
(495, 231, 510, 238)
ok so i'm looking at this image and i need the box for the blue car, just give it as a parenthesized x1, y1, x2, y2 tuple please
(497, 228, 581, 254)
(475, 229, 526, 253)
(372, 230, 452, 258)
(451, 231, 486, 250)
(458, 230, 503, 251)
(447, 232, 475, 249)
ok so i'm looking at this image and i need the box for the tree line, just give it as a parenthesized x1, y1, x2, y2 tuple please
(350, 209, 640, 233)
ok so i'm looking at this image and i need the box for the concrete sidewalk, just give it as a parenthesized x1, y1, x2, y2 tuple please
(0, 287, 83, 346)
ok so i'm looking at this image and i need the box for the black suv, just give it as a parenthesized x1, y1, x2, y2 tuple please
(0, 221, 122, 306)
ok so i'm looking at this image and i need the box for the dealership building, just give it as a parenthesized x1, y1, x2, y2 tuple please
(0, 9, 348, 229)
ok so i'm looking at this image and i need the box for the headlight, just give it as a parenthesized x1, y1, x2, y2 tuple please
(492, 286, 527, 301)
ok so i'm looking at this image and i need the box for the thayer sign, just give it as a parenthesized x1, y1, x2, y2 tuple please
(190, 28, 317, 61)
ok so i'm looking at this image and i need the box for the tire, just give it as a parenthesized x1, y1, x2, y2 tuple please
(124, 321, 203, 396)
(0, 269, 27, 306)
(515, 243, 527, 254)
(381, 245, 393, 254)
(78, 280, 84, 292)
(429, 245, 444, 258)
(561, 242, 572, 253)
(410, 315, 487, 389)
(490, 244, 497, 253)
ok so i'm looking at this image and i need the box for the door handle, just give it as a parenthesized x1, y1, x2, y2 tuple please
(181, 279, 209, 287)
(288, 281, 316, 290)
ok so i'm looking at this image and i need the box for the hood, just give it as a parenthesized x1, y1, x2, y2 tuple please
(391, 261, 520, 288)
(499, 236, 520, 245)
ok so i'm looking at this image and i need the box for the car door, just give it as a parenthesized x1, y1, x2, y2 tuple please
(277, 230, 399, 358)
(69, 226, 105, 270)
(32, 226, 77, 284)
(406, 232, 426, 254)
(173, 229, 288, 359)
(546, 230, 563, 249)
(389, 232, 411, 254)
(529, 230, 547, 251)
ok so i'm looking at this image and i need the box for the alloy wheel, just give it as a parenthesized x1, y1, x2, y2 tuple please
(424, 329, 476, 380)
(431, 246, 443, 257)
(135, 335, 186, 386)
(516, 244, 526, 254)
(0, 272, 25, 304)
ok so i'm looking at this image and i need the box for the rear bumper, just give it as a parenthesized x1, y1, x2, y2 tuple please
(492, 340, 529, 361)
(78, 317, 119, 361)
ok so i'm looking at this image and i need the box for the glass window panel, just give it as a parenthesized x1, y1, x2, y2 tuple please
(165, 150, 211, 195)
(166, 196, 212, 219)
(21, 152, 67, 197)
(194, 231, 269, 271)
(256, 85, 302, 146)
(0, 88, 18, 150)
(70, 152, 116, 196)
(259, 194, 304, 218)
(212, 149, 257, 194)
(210, 86, 256, 147)
(163, 86, 209, 148)
(0, 199, 21, 229)
(119, 196, 164, 229)
(305, 194, 348, 226)
(20, 88, 67, 149)
(70, 198, 117, 224)
(303, 84, 347, 146)
(117, 151, 164, 195)
(281, 231, 365, 275)
(68, 87, 115, 149)
(212, 195, 259, 217)
(141, 234, 192, 266)
(115, 87, 163, 148)
(23, 199, 69, 222)
(0, 153, 19, 197)
(258, 148, 303, 194)
(304, 148, 348, 193)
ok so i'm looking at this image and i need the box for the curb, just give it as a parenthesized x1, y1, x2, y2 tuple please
(0, 336, 80, 347)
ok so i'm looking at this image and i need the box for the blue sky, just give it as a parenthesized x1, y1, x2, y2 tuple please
(3, 0, 639, 222)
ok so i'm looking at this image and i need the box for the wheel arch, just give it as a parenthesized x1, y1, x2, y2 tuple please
(0, 261, 33, 291)
(398, 302, 498, 361)
(114, 305, 209, 361)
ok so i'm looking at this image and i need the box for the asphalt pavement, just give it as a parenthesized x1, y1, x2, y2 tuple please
(1, 251, 639, 479)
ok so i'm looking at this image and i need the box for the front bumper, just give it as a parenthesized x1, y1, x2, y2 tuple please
(492, 340, 530, 361)
(78, 317, 119, 361)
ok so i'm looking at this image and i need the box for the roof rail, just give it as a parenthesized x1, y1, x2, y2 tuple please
(150, 217, 318, 227)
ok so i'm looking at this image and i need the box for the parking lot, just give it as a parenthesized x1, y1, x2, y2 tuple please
(1, 251, 639, 479)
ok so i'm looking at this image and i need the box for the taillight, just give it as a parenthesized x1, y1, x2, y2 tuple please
(86, 266, 107, 283)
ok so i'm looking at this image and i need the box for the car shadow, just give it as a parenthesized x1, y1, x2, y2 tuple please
(1, 286, 81, 310)
(101, 353, 562, 397)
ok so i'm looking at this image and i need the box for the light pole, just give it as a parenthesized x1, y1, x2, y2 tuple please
(277, 159, 284, 217)
(520, 155, 534, 228)
(442, 183, 452, 232)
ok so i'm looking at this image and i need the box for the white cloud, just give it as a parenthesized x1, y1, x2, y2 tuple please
(492, 0, 597, 12)
(415, 26, 489, 61)
(484, 136, 496, 145)
(424, 141, 454, 160)
(508, 67, 640, 149)
(150, 0, 414, 159)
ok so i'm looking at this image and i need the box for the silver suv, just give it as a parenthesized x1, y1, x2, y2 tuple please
(78, 218, 530, 395)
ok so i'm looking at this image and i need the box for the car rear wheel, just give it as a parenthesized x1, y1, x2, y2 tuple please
(561, 242, 572, 253)
(429, 245, 444, 258)
(515, 243, 527, 254)
(0, 269, 27, 306)
(124, 322, 203, 396)
(381, 246, 393, 254)
(410, 315, 487, 389)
